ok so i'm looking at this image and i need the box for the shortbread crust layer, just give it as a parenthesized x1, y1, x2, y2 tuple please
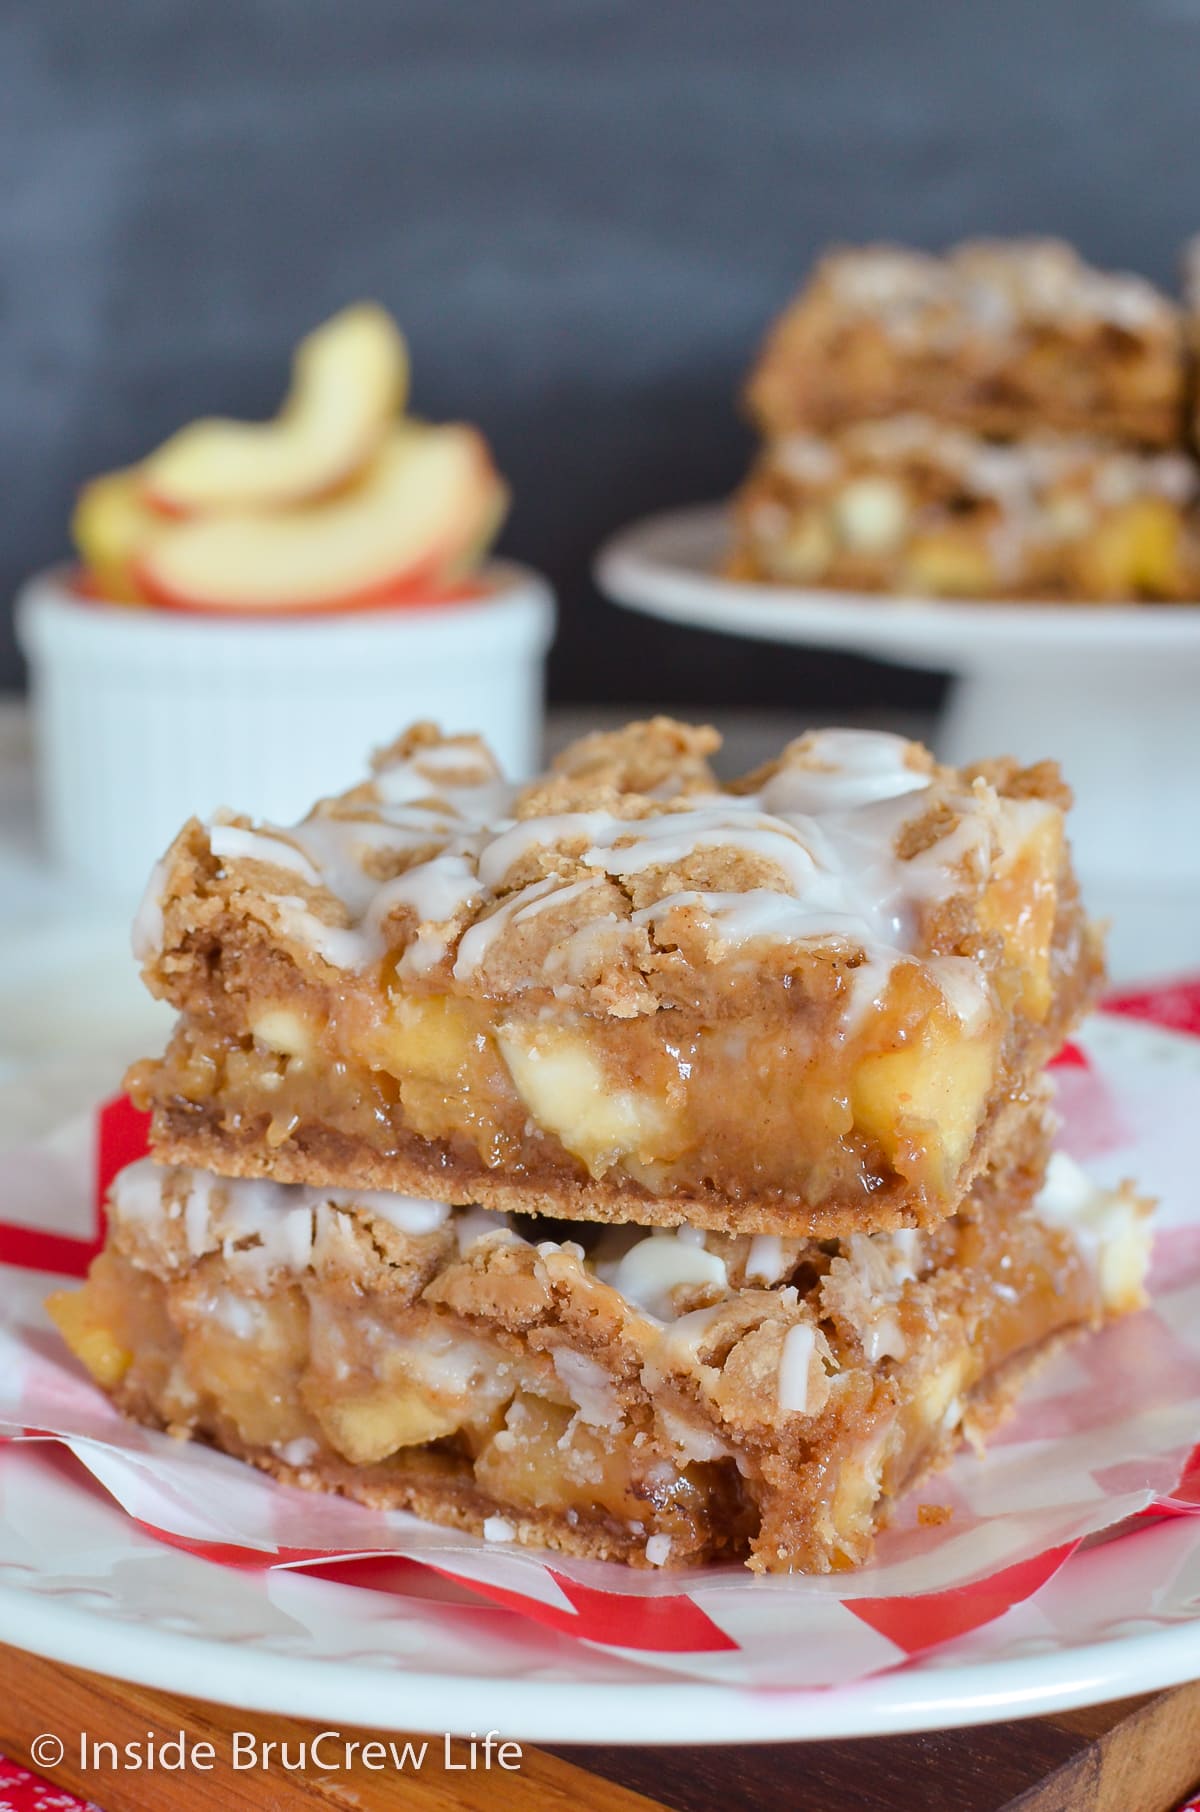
(140, 1071, 1057, 1239)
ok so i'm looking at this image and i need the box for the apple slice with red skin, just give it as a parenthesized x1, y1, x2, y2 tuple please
(71, 465, 166, 602)
(135, 425, 508, 614)
(139, 304, 408, 515)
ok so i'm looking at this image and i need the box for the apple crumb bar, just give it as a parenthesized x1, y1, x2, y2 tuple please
(726, 416, 1200, 601)
(127, 719, 1102, 1236)
(745, 239, 1184, 447)
(48, 1146, 1150, 1574)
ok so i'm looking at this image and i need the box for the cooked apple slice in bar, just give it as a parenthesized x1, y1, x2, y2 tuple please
(139, 303, 408, 514)
(135, 426, 509, 614)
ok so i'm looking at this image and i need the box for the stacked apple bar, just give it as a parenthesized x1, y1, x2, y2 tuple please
(50, 720, 1151, 1571)
(730, 237, 1200, 601)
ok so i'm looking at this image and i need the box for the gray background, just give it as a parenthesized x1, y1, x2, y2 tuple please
(2, 0, 1198, 705)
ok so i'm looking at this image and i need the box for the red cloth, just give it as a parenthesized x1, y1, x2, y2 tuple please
(0, 1755, 96, 1810)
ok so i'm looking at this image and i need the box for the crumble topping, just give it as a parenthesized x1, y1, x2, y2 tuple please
(742, 235, 1185, 455)
(136, 718, 1065, 1029)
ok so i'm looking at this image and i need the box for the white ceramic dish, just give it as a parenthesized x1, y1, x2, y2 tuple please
(595, 505, 1200, 894)
(16, 563, 555, 906)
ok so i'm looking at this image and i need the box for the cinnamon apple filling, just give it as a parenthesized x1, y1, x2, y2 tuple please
(48, 1148, 1150, 1573)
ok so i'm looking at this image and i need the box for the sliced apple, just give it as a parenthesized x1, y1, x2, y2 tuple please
(139, 303, 408, 515)
(135, 425, 509, 614)
(71, 465, 167, 602)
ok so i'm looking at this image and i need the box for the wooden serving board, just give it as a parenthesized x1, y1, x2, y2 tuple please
(1, 1644, 1198, 1812)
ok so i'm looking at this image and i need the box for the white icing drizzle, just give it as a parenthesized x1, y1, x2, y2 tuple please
(454, 1204, 516, 1253)
(596, 1229, 728, 1321)
(452, 876, 569, 979)
(632, 890, 888, 957)
(885, 1228, 921, 1280)
(584, 807, 830, 895)
(134, 729, 1013, 1042)
(821, 1228, 923, 1364)
(551, 1348, 622, 1428)
(110, 1159, 451, 1278)
(401, 742, 496, 776)
(269, 897, 380, 971)
(757, 731, 930, 813)
(108, 1157, 175, 1227)
(208, 825, 322, 885)
(777, 1322, 817, 1414)
(841, 953, 904, 1026)
(823, 240, 1174, 335)
(367, 736, 506, 810)
(1035, 1150, 1097, 1221)
(275, 1436, 319, 1467)
(617, 774, 965, 980)
(476, 812, 610, 891)
(373, 852, 486, 927)
(655, 1302, 729, 1365)
(349, 1191, 452, 1235)
(863, 1308, 907, 1364)
(514, 875, 598, 921)
(744, 1233, 786, 1286)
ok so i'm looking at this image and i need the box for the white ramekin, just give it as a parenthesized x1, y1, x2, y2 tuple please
(17, 563, 555, 902)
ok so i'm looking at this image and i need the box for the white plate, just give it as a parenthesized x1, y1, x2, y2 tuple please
(2, 1442, 1200, 1744)
(595, 504, 1200, 895)
(2, 1013, 1200, 1744)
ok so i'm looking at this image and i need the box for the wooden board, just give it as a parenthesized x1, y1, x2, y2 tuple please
(1, 1644, 1198, 1812)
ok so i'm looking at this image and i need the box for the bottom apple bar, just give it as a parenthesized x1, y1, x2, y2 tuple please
(49, 1152, 1150, 1574)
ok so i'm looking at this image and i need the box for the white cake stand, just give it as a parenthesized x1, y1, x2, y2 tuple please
(596, 504, 1200, 898)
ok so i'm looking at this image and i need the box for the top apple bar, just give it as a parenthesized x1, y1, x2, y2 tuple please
(746, 238, 1185, 447)
(129, 718, 1101, 1237)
